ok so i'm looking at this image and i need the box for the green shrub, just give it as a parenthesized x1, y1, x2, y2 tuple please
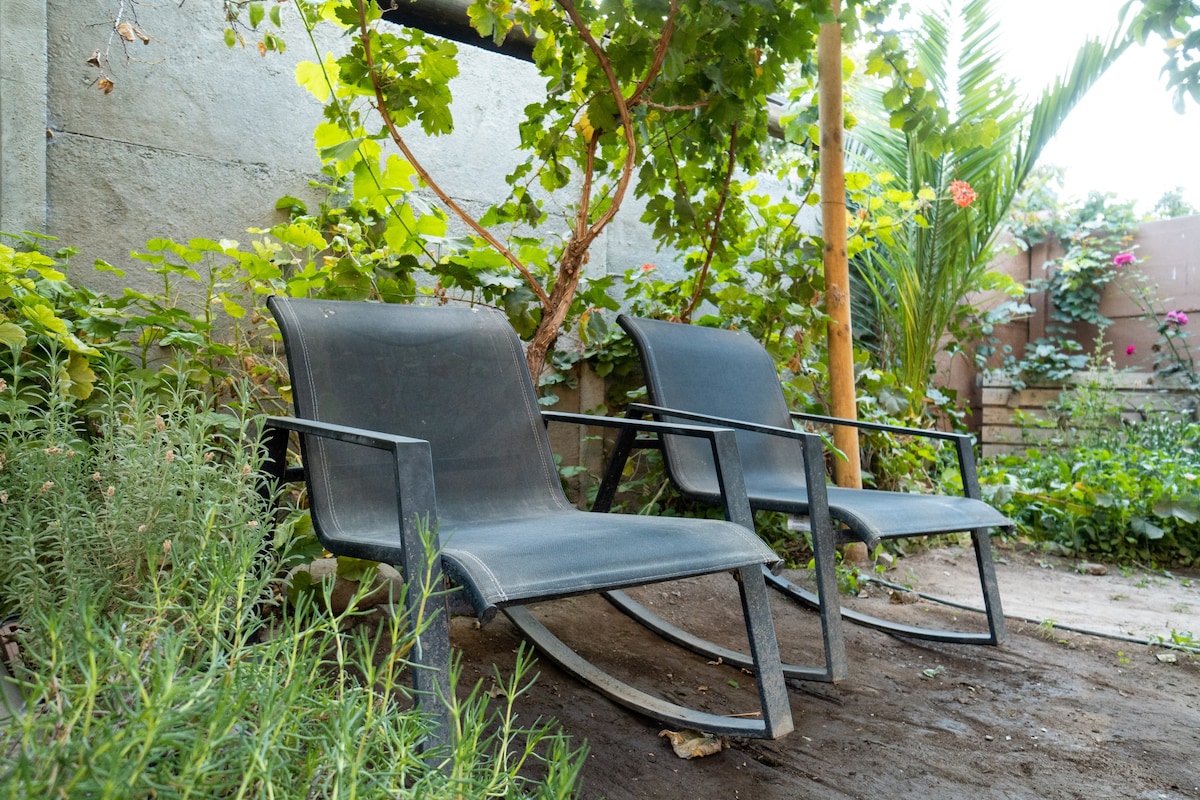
(0, 348, 584, 798)
(980, 370, 1200, 566)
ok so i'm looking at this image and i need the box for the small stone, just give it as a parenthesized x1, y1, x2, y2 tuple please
(889, 589, 921, 605)
(1076, 562, 1109, 576)
(842, 542, 871, 565)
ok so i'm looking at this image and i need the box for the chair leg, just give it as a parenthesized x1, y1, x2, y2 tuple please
(405, 587, 455, 755)
(805, 501, 850, 681)
(505, 570, 794, 739)
(765, 529, 1006, 646)
(734, 564, 793, 738)
(972, 526, 1007, 644)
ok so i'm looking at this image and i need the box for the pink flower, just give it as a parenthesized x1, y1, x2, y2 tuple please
(1113, 253, 1136, 267)
(949, 180, 977, 208)
(1125, 344, 1137, 356)
(1166, 310, 1189, 326)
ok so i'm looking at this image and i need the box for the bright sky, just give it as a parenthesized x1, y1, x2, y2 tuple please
(990, 0, 1200, 213)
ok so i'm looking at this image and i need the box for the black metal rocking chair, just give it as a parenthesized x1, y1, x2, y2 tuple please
(605, 315, 1012, 676)
(263, 297, 793, 751)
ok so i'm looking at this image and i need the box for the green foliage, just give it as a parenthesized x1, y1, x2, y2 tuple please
(848, 0, 1130, 412)
(0, 219, 584, 796)
(0, 235, 108, 402)
(4, 231, 285, 416)
(222, 0, 288, 54)
(1147, 186, 1200, 219)
(0, 357, 585, 797)
(1001, 165, 1073, 248)
(272, 0, 918, 380)
(0, 363, 259, 623)
(1125, 0, 1200, 112)
(1001, 191, 1140, 385)
(617, 178, 829, 387)
(979, 368, 1200, 566)
(847, 171, 1029, 414)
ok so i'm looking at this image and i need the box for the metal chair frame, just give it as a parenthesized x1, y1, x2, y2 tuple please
(610, 315, 1011, 674)
(263, 297, 795, 753)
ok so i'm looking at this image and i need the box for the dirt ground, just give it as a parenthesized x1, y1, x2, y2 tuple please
(453, 544, 1200, 800)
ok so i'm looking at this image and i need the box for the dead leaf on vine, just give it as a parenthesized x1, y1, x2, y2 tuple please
(86, 50, 102, 68)
(659, 729, 725, 759)
(97, 78, 115, 94)
(116, 22, 136, 42)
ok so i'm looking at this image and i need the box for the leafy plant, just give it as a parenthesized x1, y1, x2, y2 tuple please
(1125, 0, 1200, 112)
(979, 364, 1200, 565)
(272, 0, 863, 383)
(1146, 186, 1199, 219)
(848, 0, 1131, 412)
(1004, 193, 1140, 384)
(1121, 266, 1200, 387)
(0, 355, 586, 797)
(0, 234, 108, 402)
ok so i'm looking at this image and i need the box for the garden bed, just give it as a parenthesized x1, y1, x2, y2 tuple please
(453, 545, 1200, 799)
(981, 372, 1198, 457)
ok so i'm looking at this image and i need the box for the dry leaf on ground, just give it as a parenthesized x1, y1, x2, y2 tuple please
(659, 729, 724, 759)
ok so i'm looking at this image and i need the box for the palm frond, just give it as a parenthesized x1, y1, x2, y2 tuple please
(843, 0, 1132, 407)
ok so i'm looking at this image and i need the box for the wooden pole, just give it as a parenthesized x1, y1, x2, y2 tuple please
(818, 0, 862, 491)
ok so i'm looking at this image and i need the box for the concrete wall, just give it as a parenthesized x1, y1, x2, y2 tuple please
(0, 0, 49, 236)
(0, 1, 670, 295)
(1, 1, 718, 483)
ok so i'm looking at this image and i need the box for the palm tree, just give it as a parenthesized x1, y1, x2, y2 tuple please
(848, 0, 1131, 412)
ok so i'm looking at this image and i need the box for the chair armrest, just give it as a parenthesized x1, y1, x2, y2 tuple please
(266, 416, 429, 451)
(263, 416, 441, 565)
(788, 410, 966, 443)
(787, 411, 982, 499)
(541, 410, 756, 531)
(629, 403, 983, 501)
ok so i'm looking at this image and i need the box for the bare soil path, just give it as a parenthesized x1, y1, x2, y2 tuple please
(453, 545, 1200, 799)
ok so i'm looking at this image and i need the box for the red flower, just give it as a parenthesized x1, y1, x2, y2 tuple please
(1125, 344, 1136, 356)
(949, 180, 977, 208)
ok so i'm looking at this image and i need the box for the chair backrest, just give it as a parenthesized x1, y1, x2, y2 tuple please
(270, 297, 571, 538)
(618, 315, 809, 500)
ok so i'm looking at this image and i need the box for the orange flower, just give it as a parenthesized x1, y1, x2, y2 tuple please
(949, 180, 977, 208)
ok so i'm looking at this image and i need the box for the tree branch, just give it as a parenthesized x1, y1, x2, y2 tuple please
(557, 0, 637, 241)
(680, 123, 740, 324)
(628, 0, 678, 107)
(356, 1, 551, 307)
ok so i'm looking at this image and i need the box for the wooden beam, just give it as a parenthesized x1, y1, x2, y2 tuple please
(381, 0, 537, 61)
(818, 0, 861, 489)
(379, 0, 787, 139)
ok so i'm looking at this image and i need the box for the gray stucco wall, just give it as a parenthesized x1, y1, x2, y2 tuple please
(2, 1, 664, 294)
(0, 0, 49, 236)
